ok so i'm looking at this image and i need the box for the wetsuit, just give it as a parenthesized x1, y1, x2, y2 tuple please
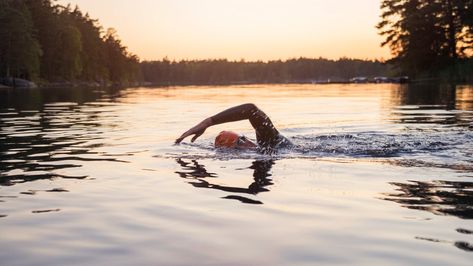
(210, 103, 292, 152)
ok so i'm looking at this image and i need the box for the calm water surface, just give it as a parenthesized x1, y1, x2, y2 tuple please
(1, 84, 472, 265)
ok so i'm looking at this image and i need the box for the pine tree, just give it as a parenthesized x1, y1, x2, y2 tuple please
(0, 0, 42, 80)
(378, 0, 473, 78)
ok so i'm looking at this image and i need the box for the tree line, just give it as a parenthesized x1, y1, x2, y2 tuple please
(9, 0, 471, 86)
(0, 0, 390, 86)
(0, 0, 140, 85)
(378, 0, 473, 81)
(141, 58, 389, 85)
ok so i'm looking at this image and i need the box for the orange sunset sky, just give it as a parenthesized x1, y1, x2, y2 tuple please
(57, 0, 391, 61)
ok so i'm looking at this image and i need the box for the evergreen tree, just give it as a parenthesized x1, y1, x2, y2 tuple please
(0, 0, 142, 84)
(104, 28, 130, 83)
(69, 8, 108, 82)
(378, 0, 473, 78)
(0, 0, 42, 80)
(55, 24, 83, 80)
(24, 0, 60, 80)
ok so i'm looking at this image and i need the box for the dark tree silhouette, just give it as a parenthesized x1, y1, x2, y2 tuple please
(0, 0, 141, 85)
(140, 57, 389, 85)
(0, 0, 42, 80)
(377, 0, 473, 80)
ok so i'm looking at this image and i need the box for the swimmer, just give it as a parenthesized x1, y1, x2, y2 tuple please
(175, 103, 291, 152)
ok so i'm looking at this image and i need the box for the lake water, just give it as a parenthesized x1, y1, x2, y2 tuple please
(1, 84, 472, 265)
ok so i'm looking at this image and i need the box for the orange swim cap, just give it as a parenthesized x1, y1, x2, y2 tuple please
(215, 131, 239, 148)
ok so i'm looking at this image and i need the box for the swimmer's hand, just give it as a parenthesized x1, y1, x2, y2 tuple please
(175, 118, 212, 144)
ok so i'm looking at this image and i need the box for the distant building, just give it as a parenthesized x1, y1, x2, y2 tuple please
(373, 77, 390, 83)
(350, 77, 368, 83)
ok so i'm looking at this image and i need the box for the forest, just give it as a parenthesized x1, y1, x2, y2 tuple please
(0, 0, 140, 85)
(140, 58, 389, 85)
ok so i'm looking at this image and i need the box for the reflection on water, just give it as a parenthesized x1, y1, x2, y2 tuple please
(0, 100, 128, 186)
(382, 180, 473, 219)
(390, 83, 473, 126)
(415, 236, 473, 253)
(176, 159, 274, 204)
(391, 83, 457, 107)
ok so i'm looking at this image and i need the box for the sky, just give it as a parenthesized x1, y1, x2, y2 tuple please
(57, 0, 391, 61)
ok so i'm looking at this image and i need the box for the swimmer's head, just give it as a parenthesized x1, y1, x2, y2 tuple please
(215, 131, 256, 149)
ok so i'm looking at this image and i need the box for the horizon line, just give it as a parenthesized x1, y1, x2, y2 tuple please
(139, 56, 390, 63)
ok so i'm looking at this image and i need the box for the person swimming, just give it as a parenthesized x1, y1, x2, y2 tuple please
(175, 103, 291, 152)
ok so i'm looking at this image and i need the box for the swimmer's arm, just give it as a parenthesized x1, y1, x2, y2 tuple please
(210, 103, 278, 136)
(175, 103, 278, 144)
(175, 117, 212, 143)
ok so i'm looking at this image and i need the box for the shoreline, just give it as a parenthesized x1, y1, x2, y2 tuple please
(4, 78, 473, 90)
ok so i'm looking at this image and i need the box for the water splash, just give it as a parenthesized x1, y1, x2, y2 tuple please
(164, 129, 473, 172)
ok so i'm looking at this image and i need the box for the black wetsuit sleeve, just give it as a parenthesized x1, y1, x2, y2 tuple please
(210, 103, 281, 147)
